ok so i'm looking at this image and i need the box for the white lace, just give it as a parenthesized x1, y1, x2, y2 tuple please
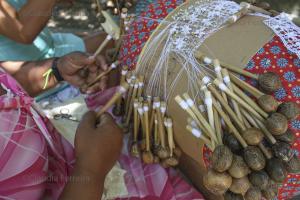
(264, 13, 300, 58)
(170, 0, 241, 51)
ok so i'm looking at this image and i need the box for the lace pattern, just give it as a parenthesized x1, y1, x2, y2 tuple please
(264, 13, 300, 58)
(170, 0, 241, 51)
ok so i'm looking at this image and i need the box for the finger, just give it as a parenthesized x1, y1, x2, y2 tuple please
(100, 76, 108, 90)
(86, 83, 101, 94)
(78, 68, 89, 79)
(79, 84, 88, 94)
(68, 75, 86, 87)
(95, 55, 108, 71)
(98, 113, 114, 126)
(88, 63, 99, 73)
(78, 111, 97, 129)
(66, 52, 95, 69)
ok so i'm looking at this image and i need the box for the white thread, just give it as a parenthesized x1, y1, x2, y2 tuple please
(143, 106, 149, 112)
(154, 120, 158, 124)
(160, 107, 166, 113)
(121, 13, 127, 19)
(202, 76, 211, 85)
(130, 83, 134, 87)
(106, 34, 113, 40)
(111, 63, 117, 69)
(119, 86, 127, 94)
(240, 2, 250, 9)
(186, 99, 194, 107)
(205, 98, 212, 107)
(138, 108, 144, 115)
(199, 105, 206, 112)
(164, 121, 173, 128)
(214, 66, 221, 73)
(230, 15, 237, 22)
(218, 83, 228, 91)
(179, 101, 189, 110)
(201, 85, 207, 91)
(191, 128, 202, 138)
(223, 76, 230, 84)
(190, 120, 197, 127)
(153, 102, 161, 108)
(138, 82, 144, 87)
(121, 70, 128, 75)
(133, 102, 138, 108)
(203, 57, 212, 64)
(134, 84, 139, 89)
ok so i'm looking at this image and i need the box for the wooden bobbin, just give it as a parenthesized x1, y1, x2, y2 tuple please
(94, 34, 115, 56)
(211, 97, 248, 148)
(225, 4, 250, 25)
(130, 98, 140, 157)
(229, 73, 264, 99)
(195, 53, 259, 79)
(88, 61, 120, 87)
(124, 76, 136, 118)
(182, 93, 214, 140)
(175, 95, 217, 145)
(162, 118, 179, 167)
(208, 84, 246, 131)
(97, 83, 129, 117)
(231, 83, 268, 118)
(113, 65, 128, 115)
(213, 59, 228, 103)
(154, 97, 169, 159)
(221, 69, 243, 121)
(213, 79, 264, 121)
(240, 2, 272, 16)
(186, 125, 213, 150)
(124, 80, 139, 127)
(142, 103, 154, 164)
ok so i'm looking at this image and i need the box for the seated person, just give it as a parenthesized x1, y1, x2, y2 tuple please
(0, 52, 123, 200)
(0, 0, 110, 61)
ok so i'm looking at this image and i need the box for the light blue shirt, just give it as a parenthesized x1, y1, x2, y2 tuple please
(0, 0, 85, 61)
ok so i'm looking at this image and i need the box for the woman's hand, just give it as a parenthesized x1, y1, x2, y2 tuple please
(57, 52, 109, 94)
(74, 111, 123, 176)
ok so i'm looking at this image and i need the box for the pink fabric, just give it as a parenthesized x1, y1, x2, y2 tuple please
(87, 92, 204, 200)
(0, 68, 203, 199)
(0, 69, 74, 200)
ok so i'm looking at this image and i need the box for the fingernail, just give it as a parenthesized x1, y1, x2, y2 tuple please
(86, 90, 93, 94)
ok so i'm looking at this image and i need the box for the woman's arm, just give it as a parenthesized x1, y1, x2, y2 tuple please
(1, 59, 58, 96)
(0, 0, 56, 44)
(1, 52, 109, 97)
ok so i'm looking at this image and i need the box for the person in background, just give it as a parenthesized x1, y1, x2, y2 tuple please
(0, 52, 122, 200)
(0, 0, 109, 61)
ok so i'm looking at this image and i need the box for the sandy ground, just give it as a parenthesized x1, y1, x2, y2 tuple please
(49, 0, 102, 34)
(49, 0, 299, 35)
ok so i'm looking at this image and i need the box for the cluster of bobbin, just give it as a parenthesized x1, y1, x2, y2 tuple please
(175, 53, 300, 200)
(114, 73, 182, 168)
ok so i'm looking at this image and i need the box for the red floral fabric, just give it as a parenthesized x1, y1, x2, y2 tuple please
(119, 0, 300, 199)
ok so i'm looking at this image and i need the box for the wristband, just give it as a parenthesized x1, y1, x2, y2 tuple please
(51, 58, 64, 82)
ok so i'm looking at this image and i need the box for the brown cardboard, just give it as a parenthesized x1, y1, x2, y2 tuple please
(199, 15, 275, 69)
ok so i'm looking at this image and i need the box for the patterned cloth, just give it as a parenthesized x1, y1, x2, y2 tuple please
(0, 69, 75, 200)
(118, 0, 300, 199)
